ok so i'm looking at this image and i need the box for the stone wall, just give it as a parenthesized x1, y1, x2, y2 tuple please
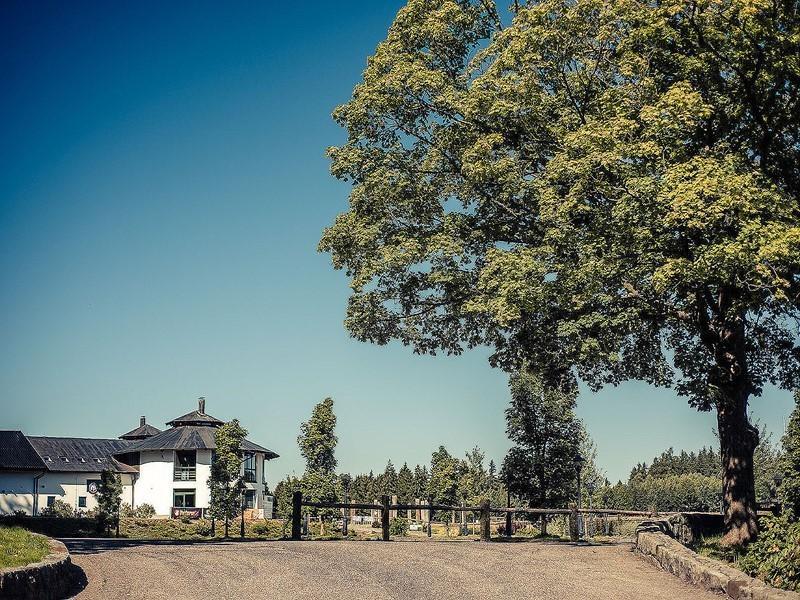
(0, 534, 74, 600)
(635, 524, 799, 600)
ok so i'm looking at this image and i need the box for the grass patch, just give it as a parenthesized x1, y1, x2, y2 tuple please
(0, 526, 50, 569)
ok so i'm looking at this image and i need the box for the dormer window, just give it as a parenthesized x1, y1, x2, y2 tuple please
(60, 456, 69, 463)
(94, 458, 103, 463)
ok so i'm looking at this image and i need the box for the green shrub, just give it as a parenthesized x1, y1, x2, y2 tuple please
(389, 517, 409, 536)
(250, 520, 283, 537)
(40, 499, 78, 518)
(120, 503, 156, 518)
(738, 516, 800, 592)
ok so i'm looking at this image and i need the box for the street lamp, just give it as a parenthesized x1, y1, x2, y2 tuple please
(573, 453, 585, 539)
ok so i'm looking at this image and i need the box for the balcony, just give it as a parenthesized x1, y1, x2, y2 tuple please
(174, 466, 196, 481)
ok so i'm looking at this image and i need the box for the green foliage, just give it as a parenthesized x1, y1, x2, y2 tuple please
(39, 499, 79, 518)
(428, 446, 464, 510)
(0, 526, 50, 569)
(97, 469, 123, 532)
(273, 475, 302, 519)
(376, 460, 398, 496)
(298, 397, 338, 473)
(322, 0, 800, 540)
(737, 516, 800, 592)
(781, 392, 800, 520)
(389, 516, 410, 536)
(208, 419, 247, 531)
(501, 371, 581, 509)
(298, 398, 340, 521)
(607, 473, 721, 513)
(396, 463, 415, 503)
(120, 503, 156, 519)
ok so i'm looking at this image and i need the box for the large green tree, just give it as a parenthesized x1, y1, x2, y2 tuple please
(96, 469, 123, 535)
(321, 0, 800, 544)
(781, 391, 800, 520)
(501, 371, 581, 532)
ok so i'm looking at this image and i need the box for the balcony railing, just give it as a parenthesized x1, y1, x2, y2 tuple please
(174, 466, 196, 481)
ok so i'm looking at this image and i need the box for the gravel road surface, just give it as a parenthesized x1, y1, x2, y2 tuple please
(64, 538, 718, 599)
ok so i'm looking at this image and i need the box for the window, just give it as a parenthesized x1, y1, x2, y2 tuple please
(244, 489, 255, 509)
(78, 496, 87, 508)
(174, 450, 197, 481)
(173, 489, 196, 508)
(243, 453, 256, 483)
(47, 496, 55, 507)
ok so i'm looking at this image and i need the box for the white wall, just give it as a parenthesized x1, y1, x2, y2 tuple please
(134, 449, 213, 515)
(0, 471, 39, 515)
(37, 472, 134, 514)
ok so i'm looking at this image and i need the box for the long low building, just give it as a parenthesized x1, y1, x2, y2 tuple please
(0, 399, 278, 518)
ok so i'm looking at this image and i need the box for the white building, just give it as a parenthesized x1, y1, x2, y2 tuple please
(0, 399, 278, 518)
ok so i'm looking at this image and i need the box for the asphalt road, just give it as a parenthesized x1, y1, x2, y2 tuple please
(64, 538, 719, 599)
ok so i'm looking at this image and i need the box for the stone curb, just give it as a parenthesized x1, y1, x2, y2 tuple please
(0, 533, 74, 600)
(635, 527, 799, 600)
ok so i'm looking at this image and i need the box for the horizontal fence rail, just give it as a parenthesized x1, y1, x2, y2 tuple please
(289, 491, 678, 542)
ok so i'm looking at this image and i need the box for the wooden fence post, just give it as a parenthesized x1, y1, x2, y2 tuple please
(291, 491, 302, 540)
(480, 499, 491, 542)
(427, 497, 432, 538)
(381, 495, 391, 541)
(569, 505, 579, 542)
(505, 509, 512, 538)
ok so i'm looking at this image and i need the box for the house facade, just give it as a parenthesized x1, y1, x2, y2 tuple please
(0, 399, 278, 518)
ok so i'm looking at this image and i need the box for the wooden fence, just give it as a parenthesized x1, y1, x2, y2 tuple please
(290, 491, 673, 542)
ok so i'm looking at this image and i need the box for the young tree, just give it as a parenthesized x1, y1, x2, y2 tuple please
(376, 460, 398, 497)
(459, 447, 490, 504)
(501, 371, 581, 533)
(320, 0, 800, 545)
(428, 446, 462, 508)
(780, 392, 800, 520)
(208, 419, 247, 537)
(396, 463, 415, 503)
(298, 398, 339, 529)
(96, 469, 123, 535)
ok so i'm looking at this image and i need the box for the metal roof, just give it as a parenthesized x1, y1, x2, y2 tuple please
(0, 431, 46, 470)
(120, 422, 162, 440)
(119, 425, 279, 459)
(27, 436, 139, 474)
(166, 410, 224, 428)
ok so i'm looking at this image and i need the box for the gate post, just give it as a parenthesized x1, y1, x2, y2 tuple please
(381, 495, 391, 541)
(291, 491, 302, 540)
(569, 505, 579, 542)
(480, 499, 491, 542)
(427, 497, 433, 538)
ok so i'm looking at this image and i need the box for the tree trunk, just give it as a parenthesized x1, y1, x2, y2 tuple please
(717, 394, 759, 546)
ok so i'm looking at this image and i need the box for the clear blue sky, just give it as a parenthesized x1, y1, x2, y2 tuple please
(1, 1, 794, 486)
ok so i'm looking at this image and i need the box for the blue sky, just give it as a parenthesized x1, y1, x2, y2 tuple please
(1, 1, 794, 486)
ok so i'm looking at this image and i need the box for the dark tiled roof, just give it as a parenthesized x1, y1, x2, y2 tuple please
(27, 437, 139, 474)
(166, 410, 224, 428)
(120, 423, 162, 440)
(0, 431, 46, 470)
(120, 425, 278, 459)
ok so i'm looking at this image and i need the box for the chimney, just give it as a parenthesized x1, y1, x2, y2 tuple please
(198, 397, 206, 414)
(140, 416, 146, 427)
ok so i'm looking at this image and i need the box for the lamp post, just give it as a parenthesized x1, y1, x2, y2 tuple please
(573, 453, 585, 539)
(342, 479, 349, 537)
(586, 480, 596, 538)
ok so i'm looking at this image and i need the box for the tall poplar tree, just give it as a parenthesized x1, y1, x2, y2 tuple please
(321, 0, 800, 544)
(298, 398, 339, 525)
